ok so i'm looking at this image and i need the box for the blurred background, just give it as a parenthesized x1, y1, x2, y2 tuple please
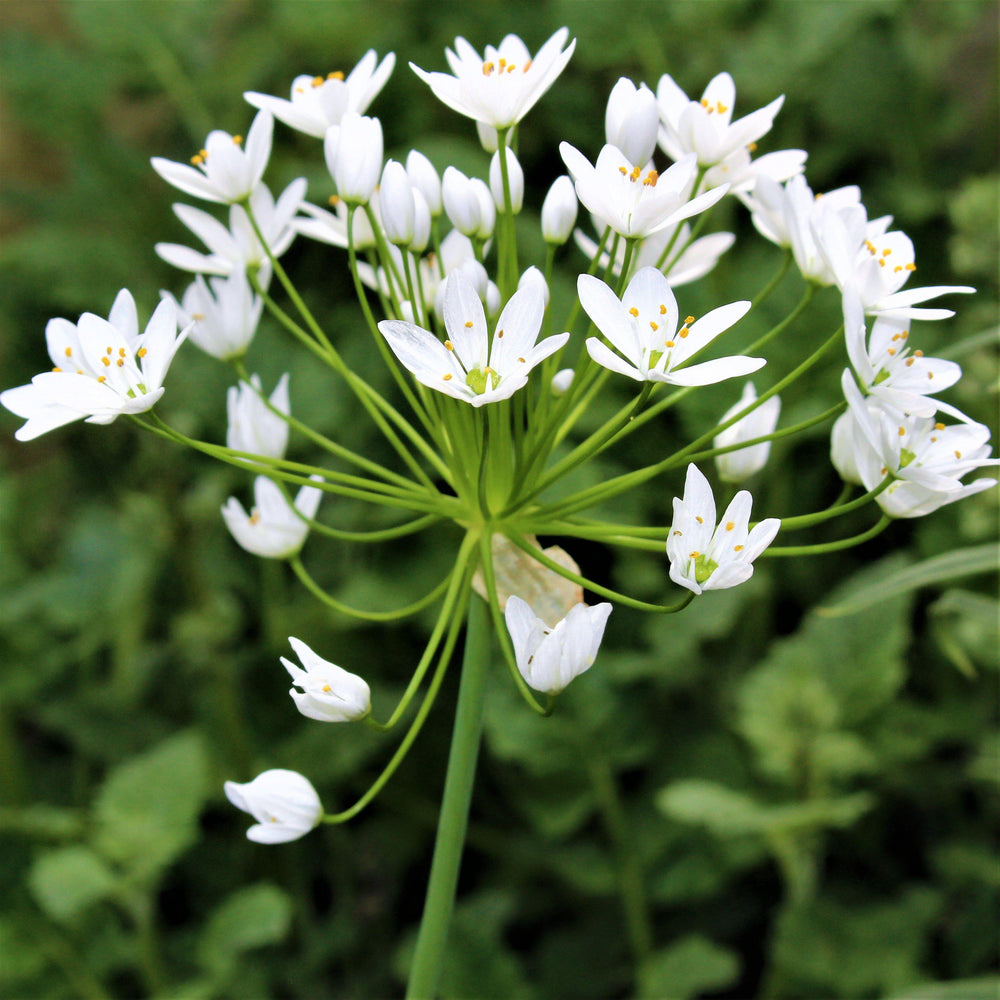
(1, 2, 997, 997)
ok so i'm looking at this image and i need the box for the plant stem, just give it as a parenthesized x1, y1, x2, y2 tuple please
(406, 594, 491, 1000)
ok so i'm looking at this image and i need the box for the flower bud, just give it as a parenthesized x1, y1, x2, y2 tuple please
(379, 159, 415, 245)
(476, 120, 499, 153)
(471, 178, 496, 240)
(490, 147, 524, 213)
(281, 636, 371, 723)
(406, 149, 442, 215)
(442, 166, 483, 237)
(224, 769, 322, 844)
(713, 382, 781, 482)
(830, 409, 864, 486)
(410, 189, 432, 252)
(605, 78, 659, 166)
(541, 175, 578, 245)
(551, 368, 574, 395)
(518, 265, 549, 306)
(227, 373, 290, 460)
(325, 112, 383, 205)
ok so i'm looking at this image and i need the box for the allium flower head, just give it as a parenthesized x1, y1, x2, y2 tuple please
(411, 28, 575, 129)
(378, 270, 568, 407)
(2, 293, 187, 441)
(244, 50, 395, 138)
(667, 464, 780, 594)
(151, 111, 273, 204)
(281, 637, 371, 723)
(222, 475, 323, 559)
(505, 595, 612, 694)
(224, 769, 322, 844)
(580, 267, 760, 386)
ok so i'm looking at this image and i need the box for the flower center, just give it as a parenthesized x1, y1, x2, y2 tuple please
(465, 366, 500, 395)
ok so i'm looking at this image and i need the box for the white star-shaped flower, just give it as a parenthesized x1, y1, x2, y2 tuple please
(378, 270, 568, 407)
(667, 464, 780, 595)
(280, 637, 371, 723)
(580, 267, 760, 385)
(411, 28, 575, 129)
(222, 475, 323, 559)
(224, 769, 322, 844)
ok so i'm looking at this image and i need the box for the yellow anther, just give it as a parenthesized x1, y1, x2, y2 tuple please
(116, 358, 124, 367)
(878, 258, 886, 267)
(914, 349, 924, 357)
(64, 347, 73, 356)
(954, 450, 962, 458)
(931, 436, 938, 442)
(649, 321, 659, 331)
(322, 683, 332, 692)
(136, 347, 147, 358)
(497, 329, 505, 338)
(685, 316, 695, 325)
(464, 320, 474, 328)
(106, 346, 113, 354)
(865, 240, 877, 254)
(249, 511, 261, 525)
(619, 165, 628, 175)
(442, 373, 453, 381)
(725, 521, 735, 531)
(523, 60, 532, 72)
(689, 549, 701, 558)
(887, 348, 896, 355)
(734, 544, 745, 552)
(517, 356, 526, 363)
(898, 426, 906, 436)
(232, 135, 243, 145)
(894, 265, 903, 272)
(695, 516, 704, 524)
(118, 347, 126, 357)
(748, 142, 758, 151)
(294, 86, 305, 94)
(328, 71, 344, 80)
(700, 98, 709, 108)
(927, 372, 934, 379)
(482, 61, 495, 75)
(882, 248, 892, 256)
(672, 529, 682, 536)
(642, 170, 658, 187)
(934, 422, 945, 430)
(192, 312, 205, 321)
(905, 262, 916, 271)
(498, 58, 507, 71)
(628, 306, 639, 317)
(190, 154, 204, 166)
(101, 356, 111, 367)
(97, 375, 106, 383)
(716, 101, 728, 114)
(664, 340, 676, 348)
(51, 366, 62, 372)
(905, 358, 915, 367)
(891, 333, 902, 341)
(506, 63, 516, 73)
(659, 304, 667, 315)
(678, 326, 689, 339)
(630, 165, 641, 181)
(444, 340, 454, 351)
(328, 194, 340, 206)
(312, 75, 324, 87)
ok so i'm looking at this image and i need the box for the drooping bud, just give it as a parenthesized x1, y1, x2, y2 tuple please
(541, 175, 578, 245)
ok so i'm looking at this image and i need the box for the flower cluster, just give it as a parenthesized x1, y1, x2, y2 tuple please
(3, 29, 993, 857)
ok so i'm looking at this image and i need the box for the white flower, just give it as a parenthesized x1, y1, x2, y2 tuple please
(840, 371, 998, 494)
(280, 636, 371, 722)
(560, 143, 728, 239)
(541, 175, 578, 245)
(224, 769, 322, 844)
(165, 269, 263, 360)
(745, 174, 867, 286)
(244, 50, 395, 138)
(667, 464, 780, 595)
(820, 221, 974, 321)
(2, 294, 187, 441)
(574, 217, 734, 286)
(222, 475, 323, 559)
(703, 145, 806, 196)
(324, 112, 383, 205)
(714, 382, 781, 482)
(378, 270, 568, 407)
(504, 595, 612, 694)
(842, 290, 962, 418)
(605, 77, 660, 166)
(656, 71, 784, 169)
(379, 159, 416, 245)
(227, 373, 290, 459)
(410, 28, 576, 129)
(151, 111, 273, 204)
(580, 267, 760, 385)
(156, 179, 306, 276)
(489, 147, 524, 213)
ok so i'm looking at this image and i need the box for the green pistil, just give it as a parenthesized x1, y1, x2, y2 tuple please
(648, 349, 664, 369)
(873, 368, 891, 385)
(466, 367, 500, 395)
(693, 554, 718, 584)
(899, 447, 916, 468)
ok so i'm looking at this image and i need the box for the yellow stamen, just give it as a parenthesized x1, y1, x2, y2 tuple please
(464, 320, 474, 328)
(101, 356, 110, 367)
(664, 340, 675, 348)
(64, 347, 72, 356)
(137, 348, 147, 358)
(97, 375, 106, 383)
(695, 516, 704, 524)
(649, 321, 659, 331)
(642, 170, 658, 187)
(442, 373, 453, 381)
(312, 75, 324, 87)
(497, 329, 504, 338)
(905, 262, 916, 271)
(232, 135, 242, 145)
(328, 71, 344, 80)
(482, 61, 495, 76)
(51, 366, 62, 372)
(685, 316, 695, 325)
(934, 422, 945, 430)
(517, 356, 525, 363)
(628, 306, 639, 317)
(725, 521, 735, 531)
(444, 340, 454, 351)
(328, 195, 340, 206)
(734, 544, 744, 552)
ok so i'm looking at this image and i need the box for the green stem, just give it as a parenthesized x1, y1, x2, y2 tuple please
(406, 595, 492, 1000)
(762, 514, 892, 556)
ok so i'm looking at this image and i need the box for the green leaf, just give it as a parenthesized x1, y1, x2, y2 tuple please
(638, 934, 740, 1000)
(28, 846, 117, 922)
(818, 545, 999, 617)
(198, 883, 293, 979)
(889, 979, 1000, 1000)
(92, 729, 209, 881)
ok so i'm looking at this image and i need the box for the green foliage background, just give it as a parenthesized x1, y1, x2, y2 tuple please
(1, 1, 997, 997)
